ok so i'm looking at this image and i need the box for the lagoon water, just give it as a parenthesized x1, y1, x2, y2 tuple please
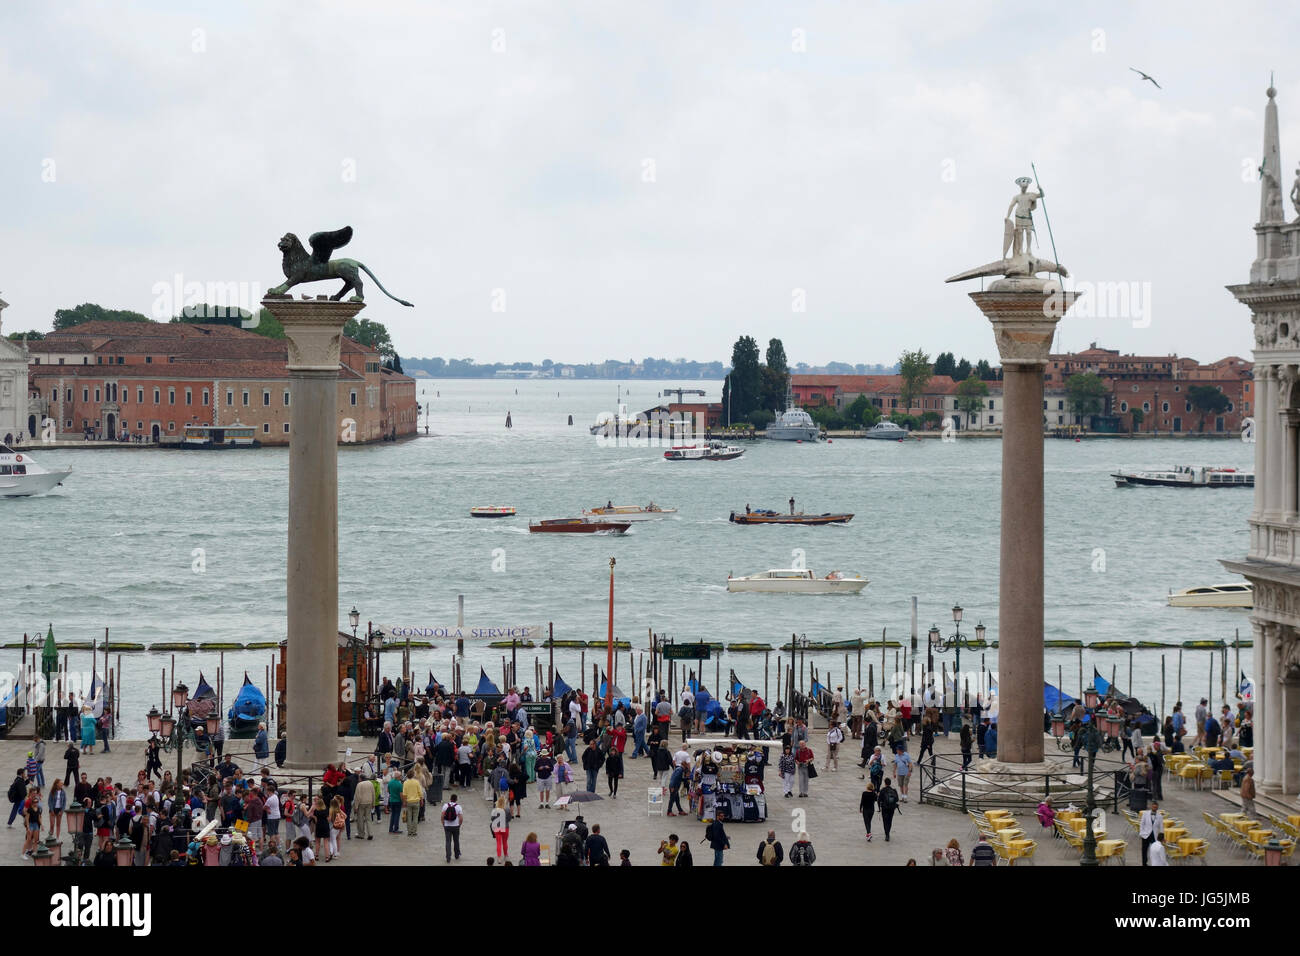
(3, 378, 1257, 734)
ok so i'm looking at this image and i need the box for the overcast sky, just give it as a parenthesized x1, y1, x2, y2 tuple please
(3, 1, 1296, 366)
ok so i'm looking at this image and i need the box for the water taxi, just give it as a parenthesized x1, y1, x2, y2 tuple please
(864, 421, 912, 440)
(582, 503, 677, 521)
(663, 441, 744, 462)
(727, 568, 868, 594)
(1167, 583, 1253, 608)
(0, 444, 71, 497)
(528, 518, 631, 534)
(470, 506, 517, 518)
(1112, 466, 1253, 488)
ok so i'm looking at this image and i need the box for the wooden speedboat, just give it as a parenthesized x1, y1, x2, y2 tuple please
(727, 568, 867, 593)
(729, 509, 852, 525)
(1167, 583, 1253, 608)
(583, 503, 677, 521)
(529, 518, 631, 534)
(471, 505, 517, 518)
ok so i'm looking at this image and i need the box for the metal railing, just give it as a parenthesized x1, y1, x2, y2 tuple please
(917, 752, 1125, 814)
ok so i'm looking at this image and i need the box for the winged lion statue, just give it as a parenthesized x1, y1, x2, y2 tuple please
(266, 226, 413, 306)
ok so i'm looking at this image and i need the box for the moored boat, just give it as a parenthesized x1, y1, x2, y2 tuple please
(765, 395, 821, 442)
(729, 509, 853, 525)
(583, 503, 677, 521)
(228, 673, 267, 731)
(727, 568, 868, 593)
(529, 518, 631, 533)
(1112, 466, 1253, 488)
(1167, 583, 1253, 608)
(0, 444, 71, 497)
(663, 441, 744, 462)
(174, 423, 261, 448)
(470, 505, 517, 518)
(863, 421, 912, 440)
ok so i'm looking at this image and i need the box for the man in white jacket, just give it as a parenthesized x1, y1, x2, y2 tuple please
(1138, 801, 1165, 866)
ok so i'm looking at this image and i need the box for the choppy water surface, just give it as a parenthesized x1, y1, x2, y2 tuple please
(2, 379, 1256, 734)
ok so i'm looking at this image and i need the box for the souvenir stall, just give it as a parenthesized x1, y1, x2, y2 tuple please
(686, 739, 782, 824)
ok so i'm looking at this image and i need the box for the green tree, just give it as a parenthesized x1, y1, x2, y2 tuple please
(898, 349, 932, 415)
(809, 404, 846, 430)
(956, 375, 989, 430)
(52, 303, 151, 331)
(6, 329, 45, 341)
(1064, 373, 1108, 425)
(763, 338, 790, 410)
(747, 409, 775, 430)
(727, 336, 763, 421)
(343, 318, 395, 357)
(921, 410, 942, 429)
(845, 393, 873, 426)
(384, 353, 405, 374)
(1189, 384, 1231, 432)
(933, 352, 956, 378)
(1129, 406, 1145, 434)
(954, 358, 972, 381)
(975, 358, 996, 380)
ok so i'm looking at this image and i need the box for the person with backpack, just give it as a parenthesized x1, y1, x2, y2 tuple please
(789, 832, 816, 866)
(6, 769, 26, 827)
(757, 830, 783, 866)
(865, 746, 885, 790)
(859, 781, 878, 842)
(877, 778, 899, 842)
(824, 722, 844, 772)
(441, 793, 463, 863)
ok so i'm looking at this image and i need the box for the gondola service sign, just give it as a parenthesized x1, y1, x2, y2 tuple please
(387, 623, 542, 641)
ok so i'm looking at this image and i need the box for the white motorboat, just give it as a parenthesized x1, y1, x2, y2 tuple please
(765, 396, 820, 441)
(583, 503, 677, 521)
(863, 421, 911, 440)
(0, 444, 71, 497)
(1167, 583, 1253, 608)
(1112, 466, 1253, 488)
(726, 568, 868, 594)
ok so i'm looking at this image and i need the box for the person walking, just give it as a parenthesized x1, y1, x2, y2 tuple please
(666, 760, 687, 816)
(605, 746, 623, 798)
(778, 745, 796, 798)
(490, 796, 509, 860)
(352, 770, 373, 840)
(534, 749, 554, 808)
(894, 747, 913, 802)
(960, 720, 973, 770)
(859, 781, 877, 842)
(385, 770, 403, 833)
(31, 736, 46, 789)
(585, 823, 610, 866)
(582, 740, 603, 793)
(253, 723, 269, 771)
(311, 795, 330, 863)
(878, 778, 899, 842)
(328, 795, 346, 860)
(47, 779, 67, 839)
(1148, 832, 1169, 866)
(521, 831, 542, 866)
(1240, 767, 1257, 819)
(705, 810, 731, 866)
(969, 833, 997, 866)
(824, 722, 843, 772)
(441, 793, 463, 863)
(918, 716, 935, 764)
(1149, 741, 1165, 801)
(795, 740, 814, 797)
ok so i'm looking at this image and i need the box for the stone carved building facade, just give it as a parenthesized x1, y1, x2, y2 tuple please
(0, 297, 32, 443)
(1221, 84, 1300, 797)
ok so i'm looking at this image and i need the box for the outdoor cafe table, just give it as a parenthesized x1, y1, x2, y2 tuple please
(1178, 838, 1205, 854)
(1290, 814, 1300, 828)
(1221, 812, 1247, 822)
(1248, 829, 1273, 843)
(1233, 819, 1261, 833)
(1165, 826, 1188, 842)
(990, 816, 1019, 831)
(984, 809, 1012, 819)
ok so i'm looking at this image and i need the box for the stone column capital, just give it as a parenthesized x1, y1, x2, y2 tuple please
(262, 296, 366, 371)
(968, 289, 1081, 366)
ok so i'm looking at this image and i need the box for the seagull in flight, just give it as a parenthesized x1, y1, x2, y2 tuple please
(1129, 67, 1161, 89)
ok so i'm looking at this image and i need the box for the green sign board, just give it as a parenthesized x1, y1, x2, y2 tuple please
(521, 702, 552, 714)
(663, 643, 712, 661)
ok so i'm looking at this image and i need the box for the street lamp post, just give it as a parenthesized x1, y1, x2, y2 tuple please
(348, 606, 361, 737)
(1051, 683, 1104, 866)
(928, 605, 982, 733)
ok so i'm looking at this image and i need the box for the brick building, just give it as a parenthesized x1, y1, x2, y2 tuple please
(26, 321, 417, 445)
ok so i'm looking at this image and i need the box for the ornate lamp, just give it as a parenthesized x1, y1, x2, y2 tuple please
(159, 712, 176, 738)
(349, 606, 361, 633)
(42, 836, 62, 865)
(928, 624, 941, 651)
(114, 836, 136, 867)
(1084, 685, 1100, 710)
(952, 604, 963, 625)
(205, 713, 221, 736)
(1050, 713, 1066, 739)
(146, 706, 162, 734)
(370, 628, 385, 651)
(1265, 839, 1284, 867)
(974, 622, 986, 644)
(65, 802, 85, 838)
(172, 681, 189, 711)
(30, 844, 53, 867)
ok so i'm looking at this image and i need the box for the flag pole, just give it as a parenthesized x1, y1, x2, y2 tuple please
(605, 557, 616, 711)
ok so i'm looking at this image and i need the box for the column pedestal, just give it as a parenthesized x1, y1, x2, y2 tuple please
(262, 294, 365, 772)
(968, 281, 1078, 768)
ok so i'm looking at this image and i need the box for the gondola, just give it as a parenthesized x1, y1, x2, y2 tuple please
(227, 673, 267, 731)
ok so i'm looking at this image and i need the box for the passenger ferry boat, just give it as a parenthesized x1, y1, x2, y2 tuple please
(663, 441, 744, 462)
(1167, 583, 1253, 608)
(582, 503, 677, 521)
(176, 423, 260, 449)
(0, 444, 71, 497)
(1111, 466, 1253, 488)
(727, 568, 868, 594)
